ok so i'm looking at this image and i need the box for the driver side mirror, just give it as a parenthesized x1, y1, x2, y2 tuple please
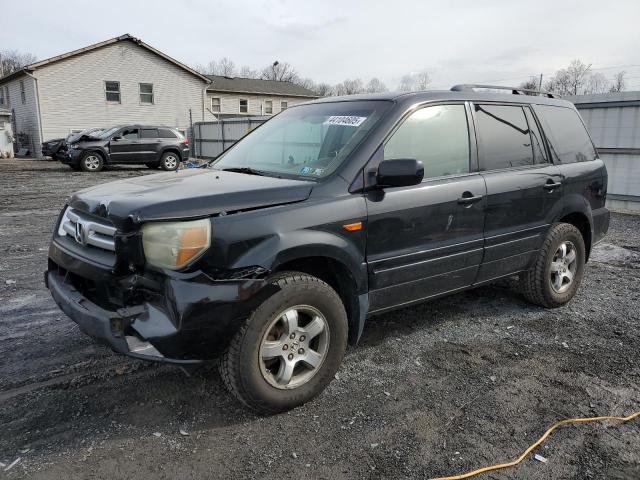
(376, 159, 424, 188)
(111, 135, 122, 141)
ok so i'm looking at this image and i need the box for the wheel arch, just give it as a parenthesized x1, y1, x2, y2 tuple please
(161, 147, 183, 161)
(557, 210, 592, 261)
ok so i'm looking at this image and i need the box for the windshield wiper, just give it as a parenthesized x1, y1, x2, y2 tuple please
(220, 167, 268, 176)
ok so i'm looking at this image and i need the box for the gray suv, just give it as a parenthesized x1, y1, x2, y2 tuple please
(57, 125, 190, 172)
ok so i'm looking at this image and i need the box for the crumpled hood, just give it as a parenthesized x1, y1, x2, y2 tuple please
(68, 169, 314, 228)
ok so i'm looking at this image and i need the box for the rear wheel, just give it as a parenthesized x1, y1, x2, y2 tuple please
(220, 272, 348, 414)
(520, 223, 585, 308)
(160, 152, 179, 171)
(79, 152, 103, 172)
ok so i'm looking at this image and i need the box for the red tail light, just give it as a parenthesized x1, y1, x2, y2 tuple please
(181, 137, 189, 145)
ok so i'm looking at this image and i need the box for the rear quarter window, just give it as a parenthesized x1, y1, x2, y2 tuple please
(533, 105, 596, 164)
(158, 128, 178, 139)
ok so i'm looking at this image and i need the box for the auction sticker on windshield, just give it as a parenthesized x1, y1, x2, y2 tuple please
(324, 116, 367, 127)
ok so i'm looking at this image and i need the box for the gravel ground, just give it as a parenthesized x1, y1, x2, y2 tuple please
(0, 158, 638, 479)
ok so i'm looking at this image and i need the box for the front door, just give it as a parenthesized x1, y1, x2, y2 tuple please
(471, 103, 562, 283)
(109, 127, 140, 162)
(365, 103, 486, 313)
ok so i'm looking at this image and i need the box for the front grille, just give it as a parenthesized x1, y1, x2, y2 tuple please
(58, 207, 116, 252)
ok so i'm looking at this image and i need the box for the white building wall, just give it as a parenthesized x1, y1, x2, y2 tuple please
(0, 75, 42, 156)
(34, 41, 208, 141)
(205, 91, 309, 120)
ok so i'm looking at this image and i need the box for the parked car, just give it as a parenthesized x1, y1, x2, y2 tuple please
(56, 125, 189, 172)
(46, 86, 609, 413)
(42, 127, 104, 161)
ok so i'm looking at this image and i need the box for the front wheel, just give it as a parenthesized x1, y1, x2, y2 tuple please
(160, 152, 180, 171)
(79, 152, 104, 172)
(220, 272, 348, 414)
(520, 223, 586, 308)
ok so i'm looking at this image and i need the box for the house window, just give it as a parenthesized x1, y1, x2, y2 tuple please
(280, 101, 288, 110)
(4, 86, 9, 106)
(211, 97, 221, 113)
(239, 99, 248, 113)
(105, 81, 121, 102)
(20, 81, 26, 104)
(264, 100, 273, 114)
(0, 87, 4, 105)
(139, 83, 154, 104)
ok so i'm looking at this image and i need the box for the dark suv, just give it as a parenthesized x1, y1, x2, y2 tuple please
(46, 86, 609, 413)
(57, 125, 189, 172)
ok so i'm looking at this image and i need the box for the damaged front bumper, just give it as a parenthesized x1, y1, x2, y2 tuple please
(46, 242, 274, 364)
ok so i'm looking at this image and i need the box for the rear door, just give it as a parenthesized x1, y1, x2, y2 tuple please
(472, 103, 562, 283)
(139, 128, 160, 163)
(365, 103, 487, 313)
(109, 127, 140, 163)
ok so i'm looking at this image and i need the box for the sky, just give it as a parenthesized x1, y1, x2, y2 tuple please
(2, 0, 640, 90)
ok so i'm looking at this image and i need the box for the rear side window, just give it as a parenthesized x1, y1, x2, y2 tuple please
(158, 128, 177, 138)
(384, 104, 470, 179)
(475, 104, 533, 170)
(533, 105, 596, 164)
(140, 128, 158, 138)
(524, 107, 548, 164)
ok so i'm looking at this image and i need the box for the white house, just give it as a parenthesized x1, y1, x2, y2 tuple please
(0, 34, 211, 157)
(205, 75, 318, 120)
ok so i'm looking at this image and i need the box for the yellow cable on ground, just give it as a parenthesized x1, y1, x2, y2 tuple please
(432, 411, 640, 480)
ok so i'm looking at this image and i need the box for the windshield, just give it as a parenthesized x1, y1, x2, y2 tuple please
(97, 126, 121, 140)
(212, 101, 391, 179)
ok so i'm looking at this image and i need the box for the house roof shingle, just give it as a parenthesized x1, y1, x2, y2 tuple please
(206, 75, 317, 98)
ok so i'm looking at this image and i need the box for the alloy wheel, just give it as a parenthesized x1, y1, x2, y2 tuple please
(84, 155, 100, 171)
(259, 305, 330, 389)
(550, 240, 578, 294)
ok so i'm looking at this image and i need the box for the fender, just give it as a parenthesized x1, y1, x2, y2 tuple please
(160, 146, 182, 161)
(555, 192, 593, 231)
(229, 229, 368, 294)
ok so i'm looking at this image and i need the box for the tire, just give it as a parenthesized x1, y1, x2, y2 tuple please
(220, 272, 348, 414)
(520, 223, 586, 308)
(145, 162, 160, 169)
(160, 152, 180, 171)
(79, 152, 104, 172)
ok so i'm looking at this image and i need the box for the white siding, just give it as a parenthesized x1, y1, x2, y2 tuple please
(205, 91, 309, 120)
(0, 75, 42, 156)
(35, 41, 207, 141)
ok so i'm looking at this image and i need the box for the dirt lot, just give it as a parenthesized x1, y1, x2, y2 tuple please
(0, 158, 638, 479)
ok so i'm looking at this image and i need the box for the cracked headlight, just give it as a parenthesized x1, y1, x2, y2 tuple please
(141, 219, 211, 270)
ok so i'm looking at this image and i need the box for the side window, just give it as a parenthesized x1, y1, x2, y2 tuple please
(239, 99, 248, 113)
(140, 128, 158, 139)
(158, 128, 177, 138)
(121, 128, 139, 140)
(475, 104, 533, 170)
(533, 105, 597, 164)
(105, 81, 120, 103)
(20, 80, 26, 104)
(524, 107, 548, 164)
(384, 104, 470, 179)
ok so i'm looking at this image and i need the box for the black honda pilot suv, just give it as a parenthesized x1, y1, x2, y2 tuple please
(46, 86, 609, 413)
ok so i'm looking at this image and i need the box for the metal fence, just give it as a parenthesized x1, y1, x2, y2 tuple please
(568, 92, 640, 212)
(193, 116, 269, 159)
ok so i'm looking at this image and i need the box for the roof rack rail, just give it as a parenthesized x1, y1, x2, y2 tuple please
(450, 84, 557, 99)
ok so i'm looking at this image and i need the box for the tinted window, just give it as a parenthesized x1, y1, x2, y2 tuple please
(158, 128, 177, 138)
(475, 105, 533, 170)
(140, 129, 158, 138)
(524, 107, 547, 164)
(533, 105, 596, 164)
(384, 104, 470, 179)
(121, 128, 139, 140)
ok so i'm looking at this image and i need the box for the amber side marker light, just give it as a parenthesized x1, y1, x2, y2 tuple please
(342, 221, 362, 232)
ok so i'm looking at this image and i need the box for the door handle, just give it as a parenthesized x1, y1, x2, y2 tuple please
(543, 181, 562, 191)
(457, 192, 483, 205)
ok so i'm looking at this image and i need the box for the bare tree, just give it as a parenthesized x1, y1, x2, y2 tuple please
(610, 71, 626, 93)
(313, 82, 333, 97)
(217, 57, 236, 76)
(399, 71, 431, 92)
(519, 77, 540, 92)
(297, 77, 316, 91)
(585, 72, 610, 94)
(239, 65, 259, 79)
(565, 60, 592, 95)
(0, 49, 37, 77)
(366, 77, 388, 93)
(341, 79, 365, 95)
(261, 61, 299, 82)
(415, 71, 431, 90)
